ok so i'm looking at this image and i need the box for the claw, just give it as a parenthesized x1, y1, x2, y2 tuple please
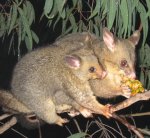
(121, 84, 131, 98)
(68, 110, 80, 117)
(79, 108, 93, 118)
(102, 104, 112, 118)
(55, 117, 69, 126)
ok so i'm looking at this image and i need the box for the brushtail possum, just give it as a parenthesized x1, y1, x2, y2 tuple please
(0, 28, 140, 127)
(10, 36, 108, 126)
(90, 28, 140, 98)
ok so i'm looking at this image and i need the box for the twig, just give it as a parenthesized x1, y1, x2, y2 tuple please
(125, 112, 150, 117)
(0, 116, 17, 134)
(112, 113, 144, 138)
(0, 114, 12, 120)
(110, 90, 150, 113)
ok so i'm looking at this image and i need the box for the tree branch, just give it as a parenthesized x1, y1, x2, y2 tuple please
(110, 90, 150, 113)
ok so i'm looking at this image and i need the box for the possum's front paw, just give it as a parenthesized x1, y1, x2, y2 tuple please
(79, 108, 93, 118)
(68, 108, 93, 118)
(68, 109, 80, 117)
(55, 117, 69, 126)
(102, 104, 112, 118)
(121, 84, 131, 98)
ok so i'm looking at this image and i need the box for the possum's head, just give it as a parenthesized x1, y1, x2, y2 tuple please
(64, 48, 107, 81)
(101, 28, 140, 79)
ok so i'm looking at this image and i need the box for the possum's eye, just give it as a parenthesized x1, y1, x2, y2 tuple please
(120, 59, 128, 68)
(89, 67, 96, 73)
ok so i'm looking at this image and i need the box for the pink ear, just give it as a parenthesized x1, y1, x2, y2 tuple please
(103, 28, 115, 52)
(64, 55, 81, 68)
(128, 30, 140, 46)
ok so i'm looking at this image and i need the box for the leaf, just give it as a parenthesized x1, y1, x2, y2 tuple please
(18, 7, 33, 51)
(102, 0, 108, 16)
(139, 70, 145, 87)
(120, 0, 128, 37)
(62, 19, 67, 34)
(144, 44, 150, 66)
(17, 21, 22, 59)
(44, 0, 58, 19)
(23, 3, 27, 16)
(44, 0, 54, 18)
(137, 2, 148, 45)
(146, 0, 150, 17)
(108, 0, 117, 29)
(69, 13, 77, 31)
(26, 1, 35, 25)
(25, 35, 31, 51)
(72, 0, 78, 7)
(147, 71, 150, 89)
(8, 3, 17, 35)
(7, 7, 12, 30)
(127, 0, 132, 36)
(31, 31, 39, 44)
(56, 0, 66, 19)
(0, 14, 6, 37)
(131, 0, 139, 11)
(67, 132, 87, 138)
(94, 24, 99, 36)
(53, 15, 61, 30)
(89, 0, 100, 19)
(8, 33, 14, 54)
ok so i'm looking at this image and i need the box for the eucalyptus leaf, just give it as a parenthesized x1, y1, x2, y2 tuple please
(127, 0, 132, 37)
(108, 0, 117, 29)
(23, 3, 27, 17)
(18, 7, 33, 51)
(69, 13, 77, 30)
(7, 7, 12, 31)
(25, 35, 31, 51)
(139, 70, 145, 86)
(146, 0, 150, 17)
(0, 14, 6, 37)
(67, 132, 87, 138)
(56, 0, 66, 19)
(8, 33, 14, 54)
(72, 0, 78, 7)
(137, 2, 148, 45)
(8, 3, 17, 35)
(26, 1, 35, 25)
(44, 0, 54, 16)
(88, 0, 100, 19)
(147, 71, 150, 89)
(93, 24, 99, 36)
(120, 0, 128, 37)
(131, 0, 139, 11)
(31, 31, 39, 44)
(17, 21, 22, 53)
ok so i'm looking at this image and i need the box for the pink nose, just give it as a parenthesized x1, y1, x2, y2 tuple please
(128, 72, 136, 79)
(101, 71, 107, 79)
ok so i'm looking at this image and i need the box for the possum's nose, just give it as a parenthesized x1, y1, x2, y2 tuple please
(100, 71, 107, 79)
(128, 72, 136, 79)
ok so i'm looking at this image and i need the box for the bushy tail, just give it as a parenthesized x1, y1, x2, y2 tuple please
(0, 90, 45, 129)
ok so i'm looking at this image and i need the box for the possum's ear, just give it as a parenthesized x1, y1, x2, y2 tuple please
(64, 55, 81, 69)
(103, 28, 115, 52)
(128, 31, 140, 46)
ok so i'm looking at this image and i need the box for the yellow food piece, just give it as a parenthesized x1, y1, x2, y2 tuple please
(122, 77, 145, 96)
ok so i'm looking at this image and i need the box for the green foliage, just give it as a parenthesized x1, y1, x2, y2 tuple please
(0, 0, 150, 88)
(0, 0, 38, 56)
(67, 132, 87, 138)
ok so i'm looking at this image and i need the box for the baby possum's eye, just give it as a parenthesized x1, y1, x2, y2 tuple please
(120, 59, 128, 68)
(89, 67, 96, 73)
